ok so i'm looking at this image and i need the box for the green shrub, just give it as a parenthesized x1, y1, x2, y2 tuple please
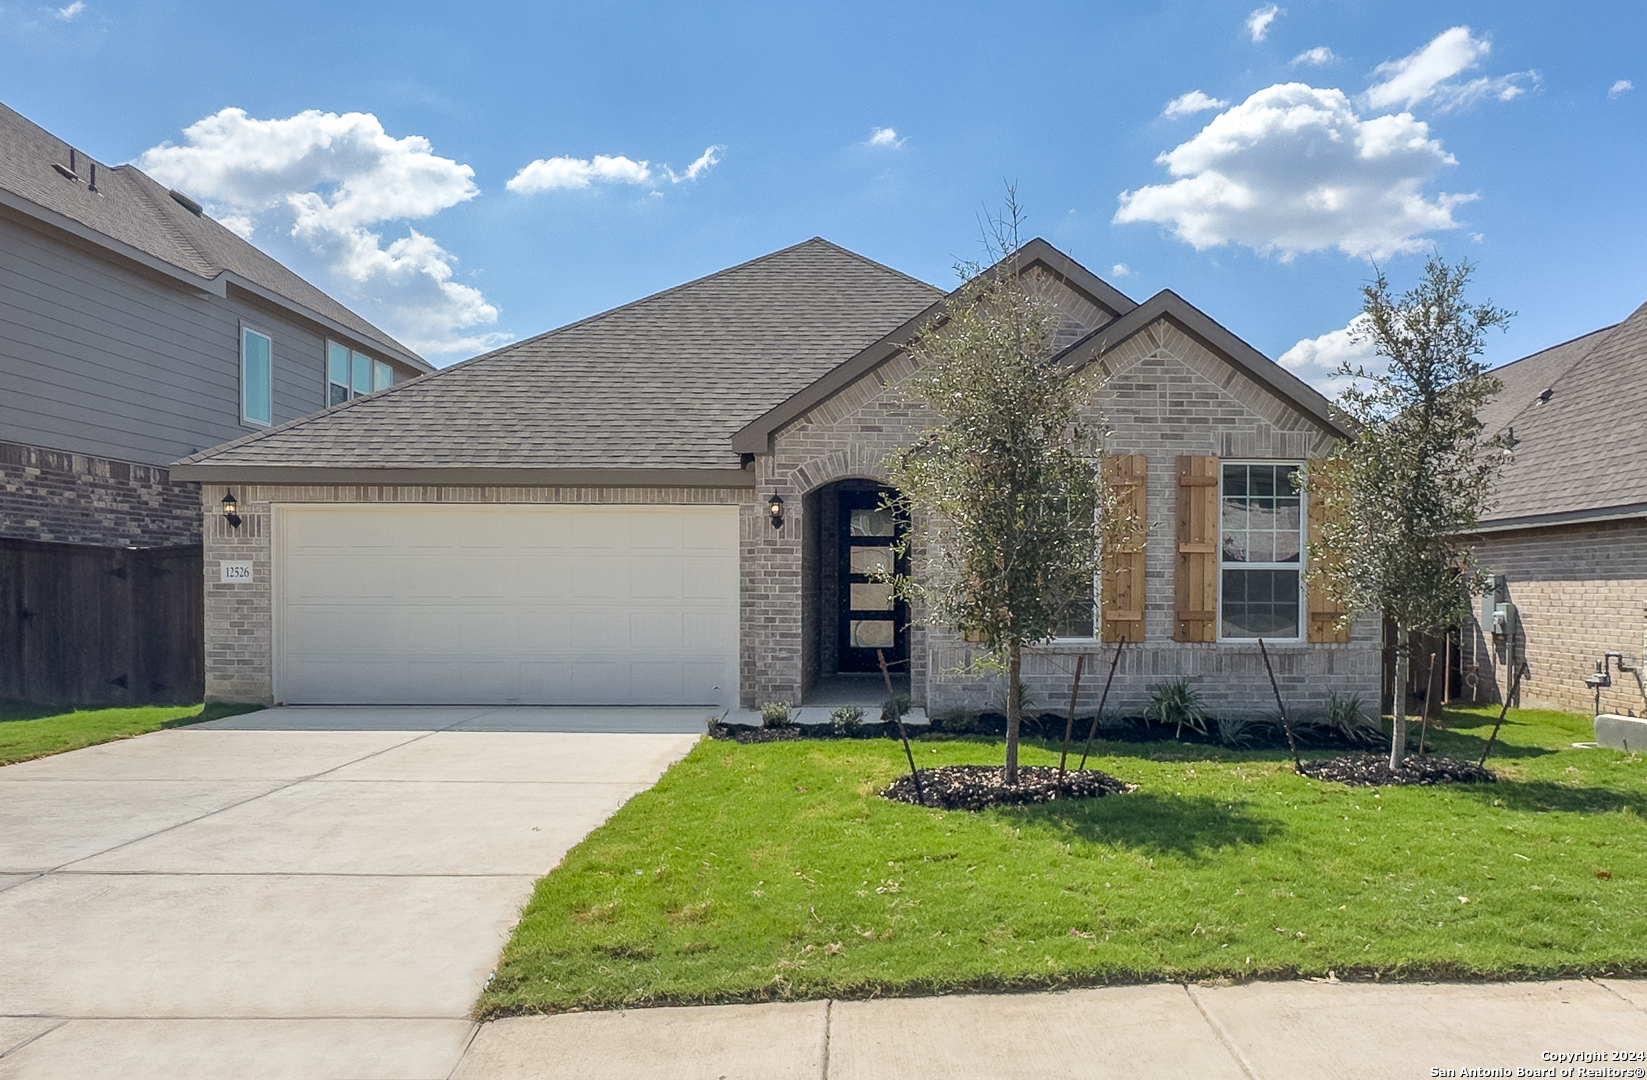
(1322, 691, 1381, 744)
(881, 693, 912, 722)
(829, 706, 864, 736)
(1145, 678, 1208, 739)
(931, 707, 977, 734)
(1216, 715, 1269, 749)
(759, 701, 793, 728)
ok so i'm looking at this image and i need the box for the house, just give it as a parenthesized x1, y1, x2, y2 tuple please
(1462, 300, 1647, 715)
(0, 101, 432, 703)
(173, 238, 1382, 717)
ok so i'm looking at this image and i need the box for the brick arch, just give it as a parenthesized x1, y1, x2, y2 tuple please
(787, 448, 893, 496)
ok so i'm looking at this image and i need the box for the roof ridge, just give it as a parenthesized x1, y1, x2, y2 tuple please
(412, 237, 933, 379)
(801, 237, 945, 296)
(121, 166, 217, 277)
(1487, 321, 1622, 437)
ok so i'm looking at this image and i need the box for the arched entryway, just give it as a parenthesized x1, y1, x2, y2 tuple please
(801, 478, 910, 704)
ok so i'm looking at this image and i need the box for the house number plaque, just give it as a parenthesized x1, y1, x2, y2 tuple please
(219, 561, 254, 583)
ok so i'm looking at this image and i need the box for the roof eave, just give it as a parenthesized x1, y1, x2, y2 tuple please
(220, 274, 432, 373)
(1470, 502, 1647, 535)
(167, 464, 757, 488)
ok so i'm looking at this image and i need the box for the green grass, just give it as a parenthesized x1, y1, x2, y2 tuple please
(477, 704, 1647, 1017)
(0, 700, 264, 765)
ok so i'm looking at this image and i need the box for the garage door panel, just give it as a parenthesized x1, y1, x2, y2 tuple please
(681, 557, 736, 598)
(278, 505, 737, 706)
(630, 561, 681, 599)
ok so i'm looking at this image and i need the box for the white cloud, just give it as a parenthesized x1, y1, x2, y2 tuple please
(1114, 82, 1472, 261)
(1110, 263, 1132, 278)
(52, 1, 85, 18)
(1278, 314, 1384, 397)
(137, 107, 501, 359)
(1246, 4, 1282, 43)
(507, 144, 722, 193)
(1609, 79, 1633, 100)
(867, 126, 905, 148)
(506, 154, 652, 193)
(1361, 26, 1535, 112)
(666, 144, 723, 182)
(1291, 46, 1336, 67)
(1163, 91, 1229, 119)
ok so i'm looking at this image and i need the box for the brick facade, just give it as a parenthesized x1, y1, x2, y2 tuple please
(0, 438, 199, 548)
(199, 483, 753, 704)
(749, 313, 1383, 718)
(1469, 519, 1647, 715)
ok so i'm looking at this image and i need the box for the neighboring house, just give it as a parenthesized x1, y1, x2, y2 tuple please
(0, 101, 431, 702)
(0, 101, 431, 548)
(175, 238, 1381, 716)
(1463, 301, 1647, 715)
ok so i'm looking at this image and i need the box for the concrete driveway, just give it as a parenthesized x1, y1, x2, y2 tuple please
(0, 707, 706, 1079)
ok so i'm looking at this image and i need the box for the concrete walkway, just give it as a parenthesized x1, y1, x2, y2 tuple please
(0, 708, 702, 1079)
(454, 978, 1647, 1080)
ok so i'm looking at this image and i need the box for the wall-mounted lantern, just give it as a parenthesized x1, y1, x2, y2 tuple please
(767, 493, 785, 530)
(222, 491, 242, 529)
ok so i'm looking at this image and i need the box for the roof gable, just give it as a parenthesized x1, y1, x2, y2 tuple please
(732, 241, 1346, 453)
(731, 238, 1138, 453)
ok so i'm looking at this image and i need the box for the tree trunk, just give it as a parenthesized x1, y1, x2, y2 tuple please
(1004, 638, 1022, 786)
(1389, 624, 1409, 769)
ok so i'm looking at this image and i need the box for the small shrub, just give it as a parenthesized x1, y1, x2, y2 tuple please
(829, 706, 864, 736)
(759, 701, 793, 728)
(1145, 678, 1208, 739)
(931, 708, 977, 734)
(1323, 692, 1381, 744)
(1217, 715, 1260, 749)
(882, 693, 912, 722)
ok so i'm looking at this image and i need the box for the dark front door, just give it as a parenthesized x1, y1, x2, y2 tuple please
(837, 489, 907, 673)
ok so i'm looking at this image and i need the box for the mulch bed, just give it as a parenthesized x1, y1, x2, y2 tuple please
(708, 721, 911, 744)
(881, 764, 1136, 811)
(1299, 754, 1496, 787)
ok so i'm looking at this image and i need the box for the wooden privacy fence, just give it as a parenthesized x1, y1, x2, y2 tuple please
(0, 538, 202, 706)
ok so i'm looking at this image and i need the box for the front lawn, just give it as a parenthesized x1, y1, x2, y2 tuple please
(478, 705, 1647, 1017)
(0, 701, 263, 766)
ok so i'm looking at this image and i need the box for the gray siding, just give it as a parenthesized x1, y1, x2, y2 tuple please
(0, 213, 412, 469)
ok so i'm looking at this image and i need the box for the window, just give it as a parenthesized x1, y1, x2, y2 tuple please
(1219, 462, 1303, 639)
(327, 341, 393, 405)
(327, 342, 350, 406)
(241, 325, 272, 425)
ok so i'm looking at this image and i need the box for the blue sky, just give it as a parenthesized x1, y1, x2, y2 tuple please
(3, 1, 1643, 384)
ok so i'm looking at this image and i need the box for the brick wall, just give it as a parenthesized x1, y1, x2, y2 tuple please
(0, 438, 199, 547)
(200, 483, 753, 704)
(1471, 519, 1647, 715)
(751, 314, 1384, 718)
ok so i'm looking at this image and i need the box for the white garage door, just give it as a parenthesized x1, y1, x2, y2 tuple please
(274, 504, 739, 706)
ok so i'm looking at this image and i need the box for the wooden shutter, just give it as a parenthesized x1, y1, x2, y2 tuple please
(1100, 454, 1147, 643)
(1305, 457, 1352, 643)
(1174, 456, 1219, 642)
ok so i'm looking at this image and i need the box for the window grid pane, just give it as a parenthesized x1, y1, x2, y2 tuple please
(1220, 463, 1302, 638)
(351, 352, 372, 395)
(373, 360, 392, 392)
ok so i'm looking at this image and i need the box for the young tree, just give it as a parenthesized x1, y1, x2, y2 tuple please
(886, 203, 1113, 785)
(1304, 257, 1512, 768)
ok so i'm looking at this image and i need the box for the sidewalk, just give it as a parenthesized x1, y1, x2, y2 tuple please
(455, 978, 1647, 1080)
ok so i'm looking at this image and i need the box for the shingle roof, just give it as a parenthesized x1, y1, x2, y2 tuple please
(174, 238, 943, 475)
(0, 101, 424, 368)
(1480, 304, 1647, 526)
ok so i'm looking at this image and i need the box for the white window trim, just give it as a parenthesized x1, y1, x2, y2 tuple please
(1216, 459, 1306, 644)
(240, 323, 273, 428)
